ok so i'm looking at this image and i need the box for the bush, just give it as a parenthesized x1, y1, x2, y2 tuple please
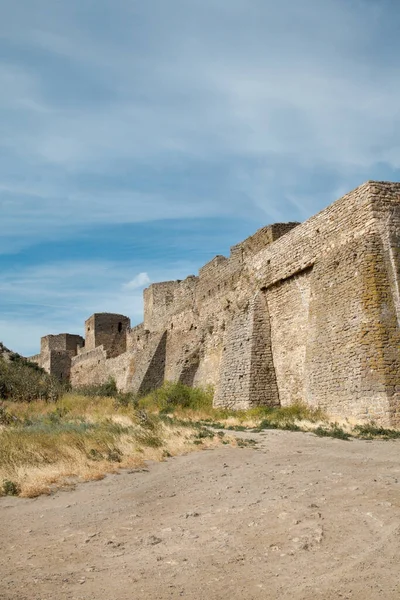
(138, 381, 214, 412)
(72, 379, 138, 409)
(0, 356, 64, 403)
(74, 378, 118, 398)
(114, 392, 138, 408)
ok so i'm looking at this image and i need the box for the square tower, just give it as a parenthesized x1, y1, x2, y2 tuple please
(85, 313, 130, 357)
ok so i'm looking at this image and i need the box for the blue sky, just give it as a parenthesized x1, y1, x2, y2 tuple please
(1, 0, 400, 355)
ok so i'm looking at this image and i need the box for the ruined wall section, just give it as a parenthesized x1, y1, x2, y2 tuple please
(35, 333, 85, 381)
(70, 346, 133, 391)
(40, 334, 84, 356)
(230, 222, 299, 263)
(29, 354, 41, 364)
(70, 320, 169, 394)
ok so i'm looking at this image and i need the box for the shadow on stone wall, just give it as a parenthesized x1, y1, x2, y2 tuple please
(138, 331, 167, 396)
(178, 349, 200, 387)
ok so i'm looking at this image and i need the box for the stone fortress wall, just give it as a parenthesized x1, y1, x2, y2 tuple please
(30, 182, 400, 426)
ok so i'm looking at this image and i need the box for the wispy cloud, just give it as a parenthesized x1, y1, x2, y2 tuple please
(123, 273, 151, 290)
(1, 0, 400, 353)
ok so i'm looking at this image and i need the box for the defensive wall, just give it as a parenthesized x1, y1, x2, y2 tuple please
(30, 181, 400, 426)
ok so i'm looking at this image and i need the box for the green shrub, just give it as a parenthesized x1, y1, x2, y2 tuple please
(73, 377, 118, 398)
(138, 381, 214, 412)
(0, 356, 64, 402)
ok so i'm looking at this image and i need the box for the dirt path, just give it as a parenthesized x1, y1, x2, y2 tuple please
(1, 430, 400, 600)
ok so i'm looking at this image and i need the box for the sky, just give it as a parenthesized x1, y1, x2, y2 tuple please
(1, 0, 400, 356)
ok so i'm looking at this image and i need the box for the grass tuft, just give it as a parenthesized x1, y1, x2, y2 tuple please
(313, 423, 350, 440)
(353, 423, 400, 440)
(2, 479, 20, 496)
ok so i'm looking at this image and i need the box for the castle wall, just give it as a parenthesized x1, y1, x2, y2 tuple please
(214, 305, 253, 409)
(214, 291, 279, 408)
(28, 354, 41, 364)
(266, 267, 312, 406)
(244, 181, 400, 425)
(33, 334, 85, 381)
(49, 352, 74, 381)
(70, 346, 134, 391)
(248, 292, 280, 407)
(34, 181, 400, 426)
(40, 334, 84, 355)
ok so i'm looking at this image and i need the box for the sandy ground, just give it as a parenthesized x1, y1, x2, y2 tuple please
(1, 429, 400, 600)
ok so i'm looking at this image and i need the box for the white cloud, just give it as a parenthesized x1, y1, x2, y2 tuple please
(123, 272, 151, 290)
(0, 0, 399, 251)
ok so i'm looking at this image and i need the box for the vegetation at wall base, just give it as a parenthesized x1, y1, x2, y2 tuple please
(0, 390, 228, 498)
(313, 423, 351, 440)
(353, 423, 400, 440)
(1, 379, 400, 498)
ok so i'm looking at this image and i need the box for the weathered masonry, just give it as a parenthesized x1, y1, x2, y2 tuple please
(31, 182, 400, 426)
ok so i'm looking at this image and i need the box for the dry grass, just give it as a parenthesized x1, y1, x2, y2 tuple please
(137, 382, 328, 429)
(3, 384, 397, 499)
(0, 394, 227, 498)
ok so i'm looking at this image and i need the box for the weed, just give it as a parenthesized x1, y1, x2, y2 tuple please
(107, 449, 122, 463)
(353, 423, 400, 440)
(314, 424, 350, 440)
(254, 419, 278, 431)
(236, 438, 257, 448)
(195, 428, 214, 440)
(88, 448, 103, 461)
(0, 404, 16, 426)
(135, 429, 163, 448)
(281, 422, 301, 432)
(2, 479, 20, 496)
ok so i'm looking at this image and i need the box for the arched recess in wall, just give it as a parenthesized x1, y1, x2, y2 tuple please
(178, 349, 200, 388)
(138, 331, 168, 396)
